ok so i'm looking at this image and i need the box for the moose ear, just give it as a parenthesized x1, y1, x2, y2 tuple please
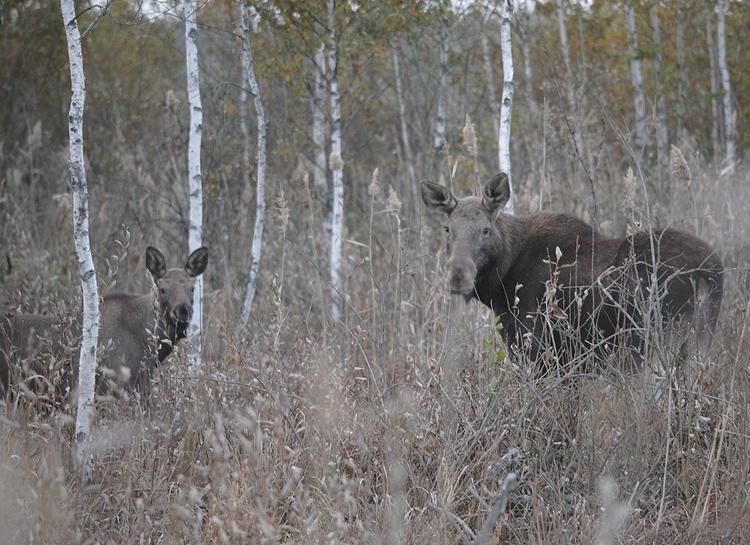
(185, 247, 208, 277)
(421, 181, 457, 214)
(145, 246, 167, 280)
(482, 172, 510, 212)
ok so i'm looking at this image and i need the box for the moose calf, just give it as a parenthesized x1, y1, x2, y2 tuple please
(0, 246, 208, 398)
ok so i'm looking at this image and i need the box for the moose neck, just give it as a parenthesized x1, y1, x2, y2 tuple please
(474, 212, 527, 313)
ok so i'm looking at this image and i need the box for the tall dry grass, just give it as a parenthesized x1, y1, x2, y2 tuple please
(2, 143, 750, 544)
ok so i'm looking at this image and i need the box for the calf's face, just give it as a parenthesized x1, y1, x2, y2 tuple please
(145, 246, 209, 325)
(421, 173, 510, 297)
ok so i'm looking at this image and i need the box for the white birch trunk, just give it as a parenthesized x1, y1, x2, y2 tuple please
(556, 0, 575, 113)
(650, 6, 669, 173)
(716, 0, 735, 166)
(675, 0, 687, 144)
(185, 0, 203, 373)
(61, 0, 100, 481)
(392, 47, 417, 207)
(240, 3, 267, 324)
(481, 32, 500, 140)
(499, 0, 514, 214)
(706, 8, 722, 160)
(237, 10, 250, 186)
(328, 0, 345, 322)
(433, 16, 449, 153)
(626, 1, 647, 146)
(312, 41, 327, 190)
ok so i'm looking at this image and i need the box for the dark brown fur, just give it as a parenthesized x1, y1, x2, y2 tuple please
(422, 173, 724, 369)
(0, 246, 208, 397)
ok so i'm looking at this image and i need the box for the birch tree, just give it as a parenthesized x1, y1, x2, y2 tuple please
(498, 0, 514, 214)
(327, 0, 345, 322)
(240, 2, 268, 323)
(556, 0, 575, 114)
(650, 4, 669, 173)
(705, 7, 722, 160)
(237, 10, 250, 189)
(675, 0, 687, 144)
(626, 0, 647, 146)
(61, 0, 100, 480)
(716, 0, 735, 166)
(312, 41, 327, 190)
(184, 0, 203, 372)
(434, 15, 449, 162)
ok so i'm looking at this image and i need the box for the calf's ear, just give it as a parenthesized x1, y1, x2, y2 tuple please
(145, 247, 167, 280)
(185, 247, 208, 277)
(482, 172, 510, 212)
(421, 181, 457, 214)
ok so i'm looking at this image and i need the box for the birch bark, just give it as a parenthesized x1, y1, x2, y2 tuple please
(240, 2, 267, 324)
(434, 16, 449, 156)
(312, 41, 327, 190)
(328, 0, 345, 322)
(716, 0, 735, 166)
(675, 0, 687, 144)
(499, 0, 514, 214)
(650, 5, 669, 174)
(705, 8, 722, 160)
(626, 0, 647, 146)
(556, 0, 575, 114)
(185, 0, 203, 373)
(61, 0, 100, 480)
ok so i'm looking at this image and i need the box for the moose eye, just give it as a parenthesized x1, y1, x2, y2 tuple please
(482, 227, 491, 236)
(443, 225, 450, 234)
(159, 287, 167, 296)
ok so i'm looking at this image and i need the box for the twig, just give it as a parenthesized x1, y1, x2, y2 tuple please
(476, 472, 518, 545)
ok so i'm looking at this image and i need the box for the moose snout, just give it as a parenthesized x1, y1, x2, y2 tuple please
(446, 257, 477, 296)
(172, 303, 192, 323)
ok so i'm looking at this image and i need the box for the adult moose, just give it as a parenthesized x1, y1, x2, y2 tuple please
(0, 246, 208, 397)
(421, 173, 723, 370)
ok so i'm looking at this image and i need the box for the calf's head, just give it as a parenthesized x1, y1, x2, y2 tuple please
(421, 173, 511, 297)
(145, 246, 209, 326)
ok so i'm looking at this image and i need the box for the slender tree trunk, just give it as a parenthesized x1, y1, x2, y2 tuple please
(626, 0, 647, 146)
(328, 0, 345, 322)
(312, 41, 327, 190)
(237, 12, 250, 189)
(434, 15, 449, 172)
(556, 0, 575, 114)
(392, 47, 417, 208)
(481, 32, 500, 141)
(520, 2, 533, 103)
(675, 0, 687, 144)
(240, 3, 267, 324)
(499, 0, 514, 214)
(577, 8, 587, 85)
(705, 8, 722, 160)
(716, 0, 735, 166)
(184, 0, 203, 373)
(61, 0, 100, 481)
(650, 5, 669, 176)
(236, 7, 250, 264)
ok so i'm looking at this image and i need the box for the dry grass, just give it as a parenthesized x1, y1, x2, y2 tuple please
(2, 152, 750, 545)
